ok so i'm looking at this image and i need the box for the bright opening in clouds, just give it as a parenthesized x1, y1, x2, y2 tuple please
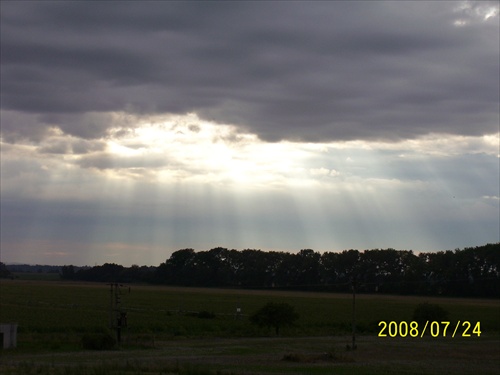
(1, 1, 498, 266)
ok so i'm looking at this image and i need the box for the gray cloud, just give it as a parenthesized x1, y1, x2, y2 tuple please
(75, 152, 170, 170)
(1, 1, 498, 142)
(38, 138, 106, 155)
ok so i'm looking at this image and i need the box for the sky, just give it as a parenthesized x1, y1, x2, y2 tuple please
(1, 1, 499, 267)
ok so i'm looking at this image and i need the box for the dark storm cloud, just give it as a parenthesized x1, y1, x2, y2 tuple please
(1, 1, 498, 142)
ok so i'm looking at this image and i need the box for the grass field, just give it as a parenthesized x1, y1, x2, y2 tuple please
(0, 279, 499, 374)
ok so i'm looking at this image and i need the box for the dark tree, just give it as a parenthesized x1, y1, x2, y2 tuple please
(156, 248, 196, 285)
(250, 302, 299, 336)
(64, 243, 499, 298)
(412, 302, 449, 326)
(0, 262, 12, 278)
(60, 265, 75, 280)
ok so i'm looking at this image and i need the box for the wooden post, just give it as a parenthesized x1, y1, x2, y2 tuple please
(108, 283, 129, 344)
(109, 283, 114, 329)
(352, 280, 357, 350)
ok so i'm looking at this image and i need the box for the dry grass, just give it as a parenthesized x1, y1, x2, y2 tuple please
(1, 335, 499, 374)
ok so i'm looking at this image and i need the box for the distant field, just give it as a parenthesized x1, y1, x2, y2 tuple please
(1, 280, 499, 374)
(8, 272, 60, 281)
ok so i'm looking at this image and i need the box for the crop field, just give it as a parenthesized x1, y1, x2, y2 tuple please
(0, 279, 499, 374)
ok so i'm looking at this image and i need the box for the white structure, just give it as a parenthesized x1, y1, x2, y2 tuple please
(0, 323, 17, 349)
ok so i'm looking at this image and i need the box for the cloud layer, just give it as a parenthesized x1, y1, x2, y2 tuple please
(1, 1, 498, 142)
(1, 1, 498, 266)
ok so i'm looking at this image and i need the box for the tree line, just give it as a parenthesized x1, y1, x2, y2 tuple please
(55, 243, 500, 298)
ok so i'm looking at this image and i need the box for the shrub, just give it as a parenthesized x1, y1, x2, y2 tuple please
(250, 302, 299, 336)
(412, 302, 449, 325)
(81, 332, 116, 350)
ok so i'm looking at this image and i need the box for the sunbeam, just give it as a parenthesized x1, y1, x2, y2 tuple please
(2, 118, 498, 265)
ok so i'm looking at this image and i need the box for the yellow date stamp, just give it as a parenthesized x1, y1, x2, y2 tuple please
(378, 321, 481, 338)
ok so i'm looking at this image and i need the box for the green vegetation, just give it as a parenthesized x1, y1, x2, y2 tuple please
(2, 280, 499, 339)
(0, 280, 499, 374)
(412, 302, 449, 325)
(250, 302, 299, 335)
(52, 243, 500, 298)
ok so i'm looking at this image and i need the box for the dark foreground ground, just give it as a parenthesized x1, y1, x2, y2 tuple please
(1, 280, 499, 374)
(1, 334, 499, 375)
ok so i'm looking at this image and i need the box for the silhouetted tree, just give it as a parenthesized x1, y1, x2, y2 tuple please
(60, 265, 75, 280)
(63, 243, 499, 297)
(250, 302, 299, 335)
(0, 262, 12, 278)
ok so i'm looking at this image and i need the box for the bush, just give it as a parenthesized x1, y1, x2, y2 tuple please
(250, 302, 299, 336)
(412, 302, 449, 325)
(81, 332, 116, 350)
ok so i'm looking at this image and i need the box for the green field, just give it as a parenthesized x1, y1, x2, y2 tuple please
(1, 280, 499, 374)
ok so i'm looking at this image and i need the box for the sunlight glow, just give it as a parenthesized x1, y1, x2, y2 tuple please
(101, 114, 321, 188)
(453, 0, 499, 26)
(3, 112, 498, 196)
(2, 111, 498, 264)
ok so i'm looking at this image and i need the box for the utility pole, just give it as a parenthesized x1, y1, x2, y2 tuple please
(351, 278, 357, 350)
(109, 283, 114, 329)
(108, 283, 129, 344)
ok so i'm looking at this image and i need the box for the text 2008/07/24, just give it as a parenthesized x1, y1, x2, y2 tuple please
(378, 321, 481, 338)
